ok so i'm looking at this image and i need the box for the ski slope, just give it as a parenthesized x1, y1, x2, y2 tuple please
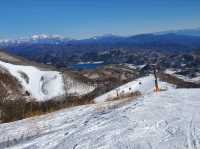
(94, 75, 174, 103)
(0, 60, 65, 101)
(0, 86, 200, 149)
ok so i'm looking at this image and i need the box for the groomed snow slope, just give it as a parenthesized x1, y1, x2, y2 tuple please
(94, 75, 173, 103)
(0, 87, 200, 149)
(0, 60, 65, 101)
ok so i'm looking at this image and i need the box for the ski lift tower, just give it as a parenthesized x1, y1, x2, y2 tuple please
(152, 64, 160, 92)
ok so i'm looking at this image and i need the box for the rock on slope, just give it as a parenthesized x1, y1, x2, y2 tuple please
(0, 78, 200, 149)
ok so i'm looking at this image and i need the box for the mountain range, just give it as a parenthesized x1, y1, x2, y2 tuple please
(1, 28, 200, 45)
(0, 28, 200, 68)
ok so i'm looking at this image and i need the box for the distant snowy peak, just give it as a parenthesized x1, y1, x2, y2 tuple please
(1, 27, 200, 46)
(27, 34, 72, 44)
(0, 39, 18, 45)
(32, 34, 51, 40)
(30, 34, 65, 40)
(0, 34, 72, 46)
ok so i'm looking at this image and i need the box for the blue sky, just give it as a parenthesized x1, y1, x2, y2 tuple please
(0, 0, 200, 39)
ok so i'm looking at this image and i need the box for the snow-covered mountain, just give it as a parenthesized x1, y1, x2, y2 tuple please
(0, 76, 199, 149)
(1, 27, 200, 46)
(0, 28, 200, 46)
(0, 34, 124, 45)
(0, 51, 95, 102)
(0, 60, 65, 101)
(0, 34, 72, 46)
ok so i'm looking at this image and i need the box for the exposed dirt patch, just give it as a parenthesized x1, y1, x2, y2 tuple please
(95, 91, 142, 113)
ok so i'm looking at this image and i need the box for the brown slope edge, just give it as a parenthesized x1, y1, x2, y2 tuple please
(0, 49, 56, 71)
(0, 67, 25, 98)
(0, 66, 29, 123)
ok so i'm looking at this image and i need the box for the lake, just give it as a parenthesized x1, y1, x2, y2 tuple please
(70, 62, 105, 70)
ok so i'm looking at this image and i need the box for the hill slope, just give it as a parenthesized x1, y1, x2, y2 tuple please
(94, 75, 173, 103)
(0, 84, 200, 149)
(0, 52, 95, 102)
(0, 51, 97, 122)
(0, 60, 65, 101)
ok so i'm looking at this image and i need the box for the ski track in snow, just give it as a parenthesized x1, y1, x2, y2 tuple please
(0, 88, 200, 149)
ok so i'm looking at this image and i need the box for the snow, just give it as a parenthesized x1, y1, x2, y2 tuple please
(0, 34, 68, 46)
(127, 65, 137, 69)
(137, 64, 147, 69)
(177, 75, 200, 83)
(165, 69, 200, 83)
(31, 34, 64, 40)
(0, 60, 65, 101)
(93, 61, 104, 64)
(0, 87, 200, 149)
(94, 75, 174, 103)
(123, 63, 137, 69)
(164, 69, 177, 75)
(190, 76, 200, 83)
(32, 34, 49, 40)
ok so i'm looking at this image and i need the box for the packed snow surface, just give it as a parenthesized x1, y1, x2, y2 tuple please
(94, 75, 173, 103)
(0, 60, 65, 101)
(0, 87, 200, 149)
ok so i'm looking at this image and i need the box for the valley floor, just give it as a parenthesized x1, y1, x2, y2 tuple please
(0, 88, 200, 149)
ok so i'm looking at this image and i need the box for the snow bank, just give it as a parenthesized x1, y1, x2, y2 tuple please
(165, 69, 200, 83)
(94, 75, 173, 103)
(0, 88, 200, 149)
(0, 60, 65, 101)
(164, 69, 177, 75)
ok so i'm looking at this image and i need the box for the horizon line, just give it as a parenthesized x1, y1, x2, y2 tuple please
(0, 26, 200, 41)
